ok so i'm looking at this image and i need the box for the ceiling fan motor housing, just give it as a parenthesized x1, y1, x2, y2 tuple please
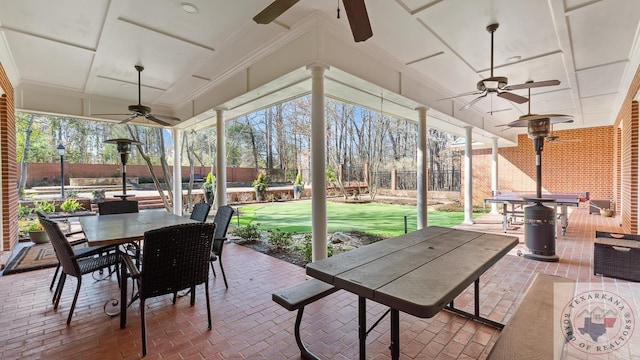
(477, 76, 508, 91)
(128, 104, 151, 115)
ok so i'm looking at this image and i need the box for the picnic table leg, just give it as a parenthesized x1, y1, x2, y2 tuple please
(358, 297, 366, 360)
(502, 204, 508, 233)
(390, 309, 400, 360)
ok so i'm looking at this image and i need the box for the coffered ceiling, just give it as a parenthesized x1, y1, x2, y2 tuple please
(0, 0, 638, 146)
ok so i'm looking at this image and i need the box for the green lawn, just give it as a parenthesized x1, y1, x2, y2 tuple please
(233, 200, 481, 238)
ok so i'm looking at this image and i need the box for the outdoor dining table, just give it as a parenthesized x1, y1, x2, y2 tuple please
(79, 210, 196, 247)
(306, 226, 518, 360)
(79, 210, 197, 326)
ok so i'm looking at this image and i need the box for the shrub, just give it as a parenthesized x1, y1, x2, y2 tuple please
(252, 172, 268, 192)
(64, 189, 79, 198)
(297, 234, 333, 262)
(60, 199, 83, 213)
(231, 223, 261, 242)
(18, 203, 33, 218)
(33, 200, 55, 214)
(268, 228, 293, 251)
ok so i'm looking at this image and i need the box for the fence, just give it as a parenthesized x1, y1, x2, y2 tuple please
(374, 169, 460, 192)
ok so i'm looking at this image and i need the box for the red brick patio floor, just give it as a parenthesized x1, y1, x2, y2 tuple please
(0, 207, 635, 359)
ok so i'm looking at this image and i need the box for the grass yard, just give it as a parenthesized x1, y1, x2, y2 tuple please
(233, 199, 482, 238)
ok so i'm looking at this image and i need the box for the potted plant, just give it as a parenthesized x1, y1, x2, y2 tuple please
(293, 171, 304, 200)
(18, 218, 49, 244)
(202, 172, 216, 205)
(253, 172, 268, 201)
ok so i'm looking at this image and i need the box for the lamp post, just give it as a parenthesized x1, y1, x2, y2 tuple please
(57, 144, 65, 199)
(104, 138, 142, 199)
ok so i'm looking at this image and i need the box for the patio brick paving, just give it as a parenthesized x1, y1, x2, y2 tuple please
(0, 206, 633, 359)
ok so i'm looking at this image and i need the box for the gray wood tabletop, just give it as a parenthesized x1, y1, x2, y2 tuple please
(306, 226, 519, 318)
(79, 211, 196, 246)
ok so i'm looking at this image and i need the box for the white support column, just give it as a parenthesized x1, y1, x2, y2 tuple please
(490, 137, 499, 214)
(463, 126, 474, 225)
(416, 107, 428, 229)
(172, 128, 183, 215)
(215, 108, 227, 208)
(307, 62, 329, 262)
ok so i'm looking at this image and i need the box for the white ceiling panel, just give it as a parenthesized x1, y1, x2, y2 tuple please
(581, 93, 619, 114)
(415, 0, 557, 71)
(5, 32, 93, 90)
(576, 61, 628, 98)
(568, 0, 640, 70)
(0, 0, 108, 49)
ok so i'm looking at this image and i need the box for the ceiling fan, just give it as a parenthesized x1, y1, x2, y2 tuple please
(253, 0, 373, 42)
(440, 23, 560, 111)
(93, 65, 180, 127)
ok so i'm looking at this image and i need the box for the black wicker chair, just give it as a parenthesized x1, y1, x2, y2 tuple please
(190, 203, 211, 222)
(39, 217, 120, 325)
(210, 205, 235, 288)
(120, 222, 215, 356)
(98, 200, 139, 215)
(36, 211, 116, 299)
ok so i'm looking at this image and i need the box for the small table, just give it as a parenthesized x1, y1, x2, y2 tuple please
(306, 226, 518, 360)
(80, 211, 196, 246)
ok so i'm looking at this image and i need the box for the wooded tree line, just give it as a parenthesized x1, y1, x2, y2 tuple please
(18, 96, 461, 197)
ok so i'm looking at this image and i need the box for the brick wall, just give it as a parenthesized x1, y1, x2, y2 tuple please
(20, 163, 261, 187)
(471, 126, 614, 205)
(0, 64, 18, 255)
(614, 60, 640, 233)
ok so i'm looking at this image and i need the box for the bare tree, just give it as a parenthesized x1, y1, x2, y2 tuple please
(127, 125, 173, 211)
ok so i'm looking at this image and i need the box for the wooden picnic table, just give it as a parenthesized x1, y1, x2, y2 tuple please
(306, 226, 518, 360)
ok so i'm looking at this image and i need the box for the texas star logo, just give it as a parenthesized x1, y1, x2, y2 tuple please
(561, 290, 635, 355)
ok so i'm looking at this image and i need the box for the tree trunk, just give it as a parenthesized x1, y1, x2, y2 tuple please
(128, 126, 173, 211)
(18, 113, 35, 194)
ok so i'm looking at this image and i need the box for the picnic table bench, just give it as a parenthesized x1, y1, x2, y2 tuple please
(272, 278, 338, 360)
(487, 273, 576, 359)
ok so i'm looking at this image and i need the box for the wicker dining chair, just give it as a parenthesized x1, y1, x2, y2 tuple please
(39, 217, 120, 325)
(190, 203, 211, 222)
(210, 205, 235, 288)
(36, 211, 117, 299)
(97, 200, 139, 215)
(120, 222, 215, 356)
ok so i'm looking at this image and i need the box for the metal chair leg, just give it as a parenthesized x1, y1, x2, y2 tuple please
(67, 278, 82, 325)
(50, 263, 60, 290)
(218, 258, 228, 289)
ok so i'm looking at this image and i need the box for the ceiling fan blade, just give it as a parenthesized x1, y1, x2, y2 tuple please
(438, 90, 484, 101)
(497, 91, 529, 104)
(120, 115, 137, 125)
(146, 114, 173, 127)
(92, 113, 134, 116)
(253, 0, 300, 24)
(342, 0, 373, 42)
(459, 93, 487, 111)
(503, 79, 561, 91)
(149, 113, 180, 122)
